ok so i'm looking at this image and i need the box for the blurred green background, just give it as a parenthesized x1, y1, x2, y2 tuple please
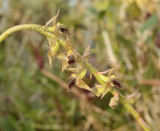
(0, 0, 160, 131)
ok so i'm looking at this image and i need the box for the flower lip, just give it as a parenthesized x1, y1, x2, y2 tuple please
(68, 78, 76, 89)
(59, 27, 70, 34)
(111, 79, 122, 89)
(68, 55, 75, 65)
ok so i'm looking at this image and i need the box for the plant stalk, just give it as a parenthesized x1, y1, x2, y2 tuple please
(0, 24, 151, 131)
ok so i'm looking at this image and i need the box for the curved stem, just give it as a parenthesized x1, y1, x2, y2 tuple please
(0, 24, 55, 43)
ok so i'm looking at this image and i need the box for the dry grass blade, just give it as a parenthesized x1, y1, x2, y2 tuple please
(139, 79, 160, 87)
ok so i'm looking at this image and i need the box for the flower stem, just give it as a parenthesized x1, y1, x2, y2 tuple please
(0, 24, 152, 131)
(0, 24, 55, 43)
(83, 59, 151, 131)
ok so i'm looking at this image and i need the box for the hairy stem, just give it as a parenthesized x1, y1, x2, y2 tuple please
(0, 24, 151, 131)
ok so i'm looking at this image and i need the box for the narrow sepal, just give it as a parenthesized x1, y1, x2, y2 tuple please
(62, 59, 68, 72)
(79, 69, 87, 79)
(101, 87, 110, 99)
(126, 91, 141, 104)
(83, 45, 90, 58)
(47, 51, 53, 67)
(91, 84, 104, 97)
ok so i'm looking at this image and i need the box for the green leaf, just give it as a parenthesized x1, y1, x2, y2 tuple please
(141, 13, 158, 33)
(0, 117, 17, 131)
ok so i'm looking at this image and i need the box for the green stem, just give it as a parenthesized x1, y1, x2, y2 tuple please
(112, 90, 151, 131)
(84, 60, 151, 131)
(0, 24, 151, 131)
(0, 24, 55, 43)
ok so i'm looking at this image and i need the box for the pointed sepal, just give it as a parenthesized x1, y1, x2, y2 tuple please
(79, 69, 87, 79)
(47, 40, 60, 67)
(98, 74, 109, 82)
(101, 86, 110, 99)
(62, 59, 68, 72)
(65, 35, 74, 56)
(91, 84, 104, 97)
(126, 91, 141, 104)
(45, 8, 60, 26)
(83, 46, 90, 58)
(47, 51, 53, 67)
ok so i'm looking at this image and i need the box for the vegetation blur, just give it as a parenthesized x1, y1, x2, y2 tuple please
(0, 0, 160, 131)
